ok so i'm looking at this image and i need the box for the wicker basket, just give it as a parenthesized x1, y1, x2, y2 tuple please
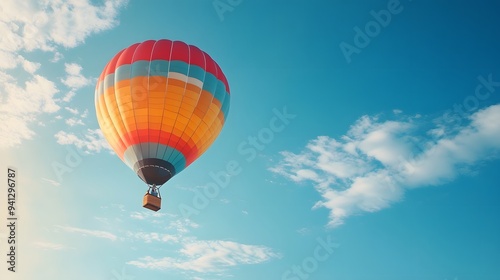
(143, 193, 161, 211)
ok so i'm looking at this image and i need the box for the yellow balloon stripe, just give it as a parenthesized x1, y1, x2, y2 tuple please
(99, 76, 225, 159)
(96, 87, 126, 158)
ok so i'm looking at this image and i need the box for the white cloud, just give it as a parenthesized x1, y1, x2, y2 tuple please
(34, 241, 67, 250)
(404, 106, 500, 186)
(271, 105, 500, 227)
(0, 50, 18, 69)
(20, 56, 40, 73)
(296, 227, 311, 235)
(62, 91, 76, 102)
(219, 198, 230, 204)
(65, 107, 79, 115)
(65, 117, 85, 126)
(61, 108, 87, 126)
(0, 113, 35, 148)
(81, 109, 89, 118)
(168, 219, 200, 234)
(61, 63, 91, 89)
(0, 72, 59, 147)
(0, 72, 60, 114)
(54, 128, 112, 154)
(129, 212, 148, 220)
(51, 51, 63, 62)
(127, 231, 179, 243)
(56, 225, 117, 241)
(41, 177, 61, 186)
(129, 211, 170, 220)
(127, 240, 280, 273)
(0, 0, 127, 52)
(0, 51, 40, 73)
(0, 0, 126, 148)
(94, 217, 110, 224)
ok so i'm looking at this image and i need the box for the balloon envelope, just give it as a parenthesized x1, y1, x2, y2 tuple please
(95, 39, 230, 186)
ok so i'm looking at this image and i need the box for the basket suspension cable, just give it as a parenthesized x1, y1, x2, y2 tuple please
(147, 184, 162, 198)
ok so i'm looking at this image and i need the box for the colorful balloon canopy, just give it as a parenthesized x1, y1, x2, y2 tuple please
(95, 39, 230, 186)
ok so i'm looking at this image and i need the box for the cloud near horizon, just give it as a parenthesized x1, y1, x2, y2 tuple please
(55, 213, 279, 275)
(270, 104, 500, 227)
(127, 239, 280, 273)
(56, 225, 118, 241)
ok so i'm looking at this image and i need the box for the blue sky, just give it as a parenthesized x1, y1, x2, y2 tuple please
(1, 0, 500, 279)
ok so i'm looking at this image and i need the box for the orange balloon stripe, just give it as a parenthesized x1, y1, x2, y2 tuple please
(98, 78, 225, 161)
(197, 117, 224, 154)
(185, 116, 224, 165)
(96, 100, 126, 159)
(100, 87, 132, 147)
(96, 82, 127, 160)
(187, 131, 219, 168)
(103, 77, 222, 113)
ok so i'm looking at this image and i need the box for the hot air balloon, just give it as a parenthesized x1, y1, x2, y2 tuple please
(95, 39, 230, 211)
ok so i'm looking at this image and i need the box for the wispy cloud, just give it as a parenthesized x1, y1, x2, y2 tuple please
(51, 52, 64, 63)
(56, 225, 117, 241)
(167, 219, 200, 234)
(34, 241, 68, 250)
(61, 63, 92, 89)
(129, 211, 171, 220)
(127, 231, 179, 244)
(41, 177, 61, 186)
(100, 213, 278, 274)
(65, 117, 85, 126)
(127, 240, 280, 273)
(296, 227, 311, 236)
(271, 104, 500, 227)
(219, 198, 230, 204)
(60, 62, 93, 103)
(54, 128, 112, 154)
(65, 107, 79, 115)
